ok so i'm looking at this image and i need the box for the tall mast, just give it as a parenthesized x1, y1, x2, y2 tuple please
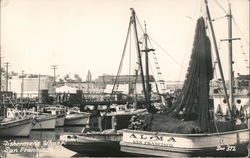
(144, 23, 150, 108)
(130, 8, 149, 111)
(228, 3, 233, 111)
(224, 3, 240, 111)
(142, 22, 155, 112)
(220, 3, 240, 114)
(204, 0, 232, 116)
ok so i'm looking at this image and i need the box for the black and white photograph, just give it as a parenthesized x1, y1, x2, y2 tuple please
(0, 0, 249, 157)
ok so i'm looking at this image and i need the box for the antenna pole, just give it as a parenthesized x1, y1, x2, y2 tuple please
(50, 65, 58, 85)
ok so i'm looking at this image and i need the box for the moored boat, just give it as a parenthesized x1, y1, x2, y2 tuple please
(60, 129, 123, 156)
(32, 114, 57, 130)
(65, 111, 90, 126)
(44, 106, 66, 127)
(119, 4, 249, 157)
(98, 108, 148, 131)
(0, 117, 34, 137)
(65, 114, 89, 126)
(0, 96, 35, 136)
(6, 108, 57, 130)
(120, 128, 249, 157)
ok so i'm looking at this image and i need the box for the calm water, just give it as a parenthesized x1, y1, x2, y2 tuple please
(0, 126, 89, 158)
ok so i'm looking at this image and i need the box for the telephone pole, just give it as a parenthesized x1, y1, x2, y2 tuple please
(4, 62, 9, 92)
(21, 70, 24, 103)
(50, 65, 58, 85)
(38, 74, 41, 103)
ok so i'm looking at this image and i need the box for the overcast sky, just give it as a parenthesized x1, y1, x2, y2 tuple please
(1, 0, 249, 81)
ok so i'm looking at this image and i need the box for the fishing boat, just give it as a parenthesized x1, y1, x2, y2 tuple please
(64, 108, 90, 126)
(60, 108, 147, 155)
(0, 117, 34, 137)
(0, 96, 34, 137)
(32, 113, 57, 130)
(97, 104, 147, 131)
(120, 2, 249, 157)
(61, 129, 123, 156)
(6, 108, 57, 130)
(44, 105, 66, 127)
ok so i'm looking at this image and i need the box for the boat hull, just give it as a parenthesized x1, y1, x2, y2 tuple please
(32, 115, 56, 130)
(61, 133, 122, 156)
(120, 129, 249, 157)
(0, 118, 34, 137)
(65, 114, 89, 126)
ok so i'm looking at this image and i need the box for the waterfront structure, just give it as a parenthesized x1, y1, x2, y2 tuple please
(3, 74, 54, 98)
(212, 74, 250, 119)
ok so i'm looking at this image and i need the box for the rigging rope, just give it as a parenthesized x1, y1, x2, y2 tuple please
(148, 52, 160, 94)
(110, 18, 132, 96)
(135, 14, 145, 35)
(148, 37, 182, 67)
(213, 0, 228, 14)
(232, 17, 249, 45)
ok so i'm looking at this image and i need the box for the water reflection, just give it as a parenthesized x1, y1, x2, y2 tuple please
(0, 126, 84, 158)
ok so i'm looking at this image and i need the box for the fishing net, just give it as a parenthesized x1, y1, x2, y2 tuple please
(129, 113, 201, 134)
(165, 17, 213, 132)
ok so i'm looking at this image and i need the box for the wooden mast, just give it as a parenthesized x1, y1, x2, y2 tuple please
(220, 3, 240, 113)
(142, 22, 155, 112)
(203, 0, 233, 117)
(220, 3, 240, 118)
(130, 8, 150, 111)
(228, 3, 233, 110)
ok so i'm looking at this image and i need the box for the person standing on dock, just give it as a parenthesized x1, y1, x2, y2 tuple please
(89, 105, 101, 128)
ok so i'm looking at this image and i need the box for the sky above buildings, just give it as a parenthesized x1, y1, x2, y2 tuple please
(1, 0, 249, 81)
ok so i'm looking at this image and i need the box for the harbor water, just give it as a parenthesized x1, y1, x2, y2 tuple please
(0, 126, 128, 158)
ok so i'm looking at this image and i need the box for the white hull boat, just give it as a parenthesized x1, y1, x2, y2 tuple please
(65, 113, 90, 126)
(43, 105, 66, 127)
(120, 129, 249, 157)
(118, 5, 250, 157)
(0, 118, 34, 137)
(61, 130, 123, 156)
(32, 115, 57, 130)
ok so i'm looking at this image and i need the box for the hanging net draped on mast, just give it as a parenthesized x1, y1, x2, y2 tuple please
(166, 17, 213, 132)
